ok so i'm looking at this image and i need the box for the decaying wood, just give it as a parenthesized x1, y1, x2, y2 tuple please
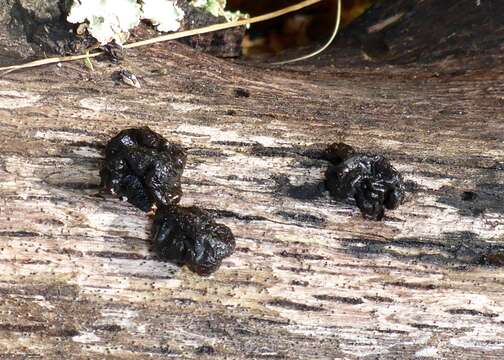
(1, 1, 504, 358)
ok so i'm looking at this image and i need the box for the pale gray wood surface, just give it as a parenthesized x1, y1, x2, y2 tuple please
(0, 31, 503, 359)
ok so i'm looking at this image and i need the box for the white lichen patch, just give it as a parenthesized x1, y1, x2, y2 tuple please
(192, 0, 247, 22)
(67, 0, 142, 44)
(67, 0, 184, 44)
(142, 0, 184, 32)
(192, 0, 225, 17)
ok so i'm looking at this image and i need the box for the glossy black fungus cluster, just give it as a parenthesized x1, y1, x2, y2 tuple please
(101, 127, 187, 211)
(101, 127, 235, 275)
(152, 206, 236, 276)
(324, 143, 405, 220)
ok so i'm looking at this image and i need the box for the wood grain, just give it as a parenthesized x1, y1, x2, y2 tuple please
(1, 3, 504, 357)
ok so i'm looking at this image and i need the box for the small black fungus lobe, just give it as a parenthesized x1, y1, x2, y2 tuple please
(323, 142, 355, 164)
(461, 191, 477, 201)
(100, 127, 187, 211)
(152, 206, 236, 275)
(324, 143, 405, 220)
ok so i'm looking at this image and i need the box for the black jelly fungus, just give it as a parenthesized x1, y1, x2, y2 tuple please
(100, 127, 187, 211)
(324, 143, 405, 220)
(152, 206, 236, 275)
(323, 142, 356, 165)
(461, 191, 477, 201)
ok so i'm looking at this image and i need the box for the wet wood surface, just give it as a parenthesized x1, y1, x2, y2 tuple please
(1, 1, 504, 358)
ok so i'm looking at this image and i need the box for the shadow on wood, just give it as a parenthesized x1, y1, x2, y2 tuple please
(0, 0, 503, 358)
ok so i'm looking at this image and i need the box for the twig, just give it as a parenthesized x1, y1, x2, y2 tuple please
(273, 0, 341, 64)
(0, 0, 322, 76)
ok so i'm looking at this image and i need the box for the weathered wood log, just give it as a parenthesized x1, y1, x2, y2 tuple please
(1, 0, 504, 358)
